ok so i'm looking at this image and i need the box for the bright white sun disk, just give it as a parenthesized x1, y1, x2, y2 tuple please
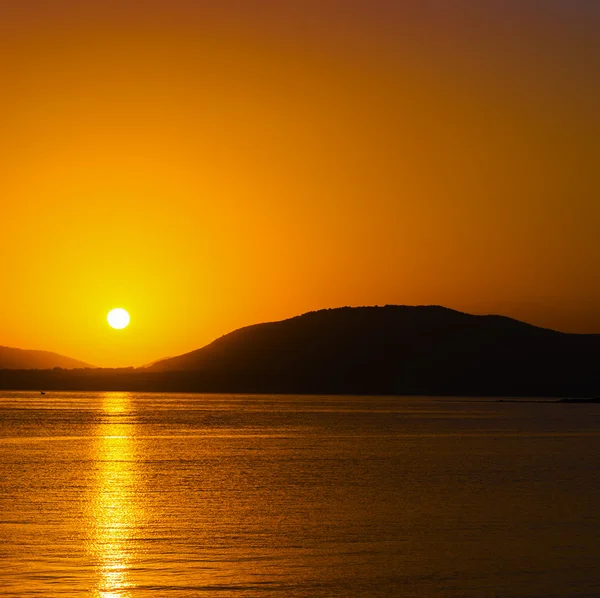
(107, 308, 130, 329)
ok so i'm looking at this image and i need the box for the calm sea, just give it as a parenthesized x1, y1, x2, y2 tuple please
(1, 392, 600, 597)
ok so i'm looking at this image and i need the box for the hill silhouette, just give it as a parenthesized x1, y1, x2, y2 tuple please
(2, 306, 599, 396)
(139, 305, 600, 396)
(0, 346, 93, 370)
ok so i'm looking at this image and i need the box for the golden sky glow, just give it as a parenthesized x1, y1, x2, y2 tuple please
(1, 2, 599, 366)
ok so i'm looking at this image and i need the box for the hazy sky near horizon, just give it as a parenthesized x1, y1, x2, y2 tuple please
(1, 1, 599, 366)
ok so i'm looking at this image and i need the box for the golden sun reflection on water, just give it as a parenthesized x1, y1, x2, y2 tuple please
(89, 392, 140, 598)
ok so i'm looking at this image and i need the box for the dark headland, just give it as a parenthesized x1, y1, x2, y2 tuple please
(1, 306, 599, 397)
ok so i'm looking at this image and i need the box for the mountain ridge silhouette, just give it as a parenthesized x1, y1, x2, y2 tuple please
(134, 305, 600, 396)
(0, 346, 94, 370)
(146, 305, 577, 372)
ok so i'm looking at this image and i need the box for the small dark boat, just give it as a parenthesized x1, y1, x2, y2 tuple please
(40, 391, 46, 395)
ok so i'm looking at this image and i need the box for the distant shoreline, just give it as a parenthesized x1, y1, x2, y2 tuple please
(0, 368, 598, 399)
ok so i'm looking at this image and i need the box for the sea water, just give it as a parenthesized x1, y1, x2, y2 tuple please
(1, 392, 600, 597)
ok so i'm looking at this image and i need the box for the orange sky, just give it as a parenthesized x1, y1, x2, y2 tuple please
(1, 1, 599, 367)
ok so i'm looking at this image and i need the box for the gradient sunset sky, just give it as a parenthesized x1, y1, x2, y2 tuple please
(1, 1, 599, 367)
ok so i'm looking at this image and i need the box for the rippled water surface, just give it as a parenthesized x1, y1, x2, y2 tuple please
(1, 392, 600, 596)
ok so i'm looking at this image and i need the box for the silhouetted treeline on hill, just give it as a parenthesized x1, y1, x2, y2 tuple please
(2, 306, 600, 396)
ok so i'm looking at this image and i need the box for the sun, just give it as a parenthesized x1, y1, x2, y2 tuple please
(107, 308, 130, 330)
